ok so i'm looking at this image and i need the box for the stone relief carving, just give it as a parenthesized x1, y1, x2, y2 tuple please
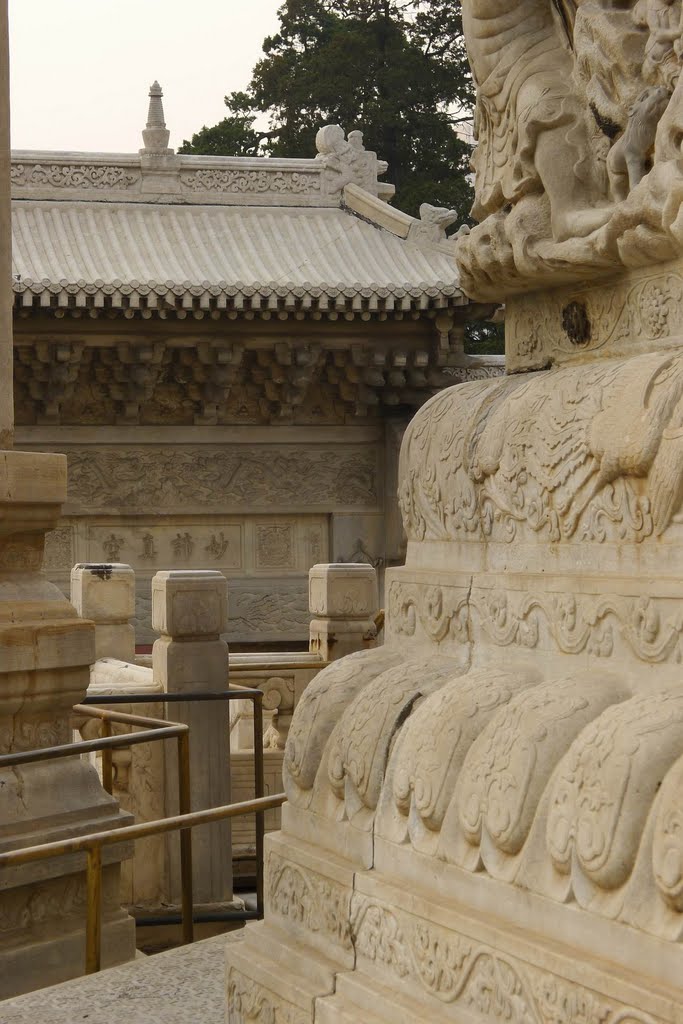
(228, 587, 310, 641)
(326, 656, 460, 816)
(64, 445, 378, 513)
(651, 752, 683, 910)
(42, 526, 73, 571)
(256, 524, 294, 568)
(349, 894, 657, 1023)
(205, 531, 230, 559)
(399, 354, 683, 548)
(456, 0, 683, 298)
(266, 852, 352, 949)
(138, 532, 157, 560)
(171, 531, 194, 560)
(11, 163, 140, 190)
(182, 168, 320, 194)
(384, 668, 536, 848)
(284, 647, 405, 799)
(547, 686, 683, 892)
(101, 532, 124, 561)
(387, 580, 683, 663)
(506, 259, 683, 369)
(227, 968, 308, 1024)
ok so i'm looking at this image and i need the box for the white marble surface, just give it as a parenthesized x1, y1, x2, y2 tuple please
(0, 933, 242, 1024)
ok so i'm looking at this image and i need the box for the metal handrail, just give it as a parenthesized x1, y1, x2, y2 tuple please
(0, 704, 194, 961)
(0, 792, 286, 974)
(81, 688, 268, 916)
(0, 687, 277, 974)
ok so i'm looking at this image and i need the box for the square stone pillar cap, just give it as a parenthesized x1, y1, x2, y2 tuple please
(309, 562, 378, 618)
(152, 569, 228, 637)
(71, 563, 136, 623)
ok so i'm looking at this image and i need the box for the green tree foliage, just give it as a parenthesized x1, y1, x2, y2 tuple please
(180, 0, 475, 221)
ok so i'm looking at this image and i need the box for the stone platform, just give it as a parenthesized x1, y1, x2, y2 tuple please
(0, 932, 241, 1024)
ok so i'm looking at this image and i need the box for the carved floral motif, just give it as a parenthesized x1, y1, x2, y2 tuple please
(227, 968, 308, 1024)
(183, 168, 320, 194)
(12, 163, 140, 190)
(266, 853, 351, 949)
(387, 582, 682, 664)
(349, 894, 655, 1022)
(507, 270, 683, 367)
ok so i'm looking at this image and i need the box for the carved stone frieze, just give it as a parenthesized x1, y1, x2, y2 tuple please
(349, 893, 659, 1023)
(227, 967, 309, 1024)
(11, 163, 140, 190)
(62, 445, 379, 513)
(182, 168, 321, 195)
(266, 852, 352, 950)
(507, 260, 683, 371)
(399, 353, 683, 548)
(387, 580, 683, 664)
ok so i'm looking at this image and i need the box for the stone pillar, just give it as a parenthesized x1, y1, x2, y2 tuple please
(71, 562, 136, 662)
(152, 570, 233, 907)
(0, 0, 12, 447)
(0, 2, 135, 995)
(309, 562, 379, 661)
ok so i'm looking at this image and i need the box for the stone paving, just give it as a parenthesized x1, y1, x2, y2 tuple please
(0, 933, 241, 1024)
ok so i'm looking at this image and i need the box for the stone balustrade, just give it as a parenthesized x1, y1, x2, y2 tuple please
(73, 560, 381, 902)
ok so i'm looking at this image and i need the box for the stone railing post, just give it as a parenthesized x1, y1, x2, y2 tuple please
(70, 562, 135, 662)
(309, 562, 379, 661)
(152, 569, 233, 908)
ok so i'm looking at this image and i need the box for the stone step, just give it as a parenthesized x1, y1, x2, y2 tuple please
(0, 932, 242, 1024)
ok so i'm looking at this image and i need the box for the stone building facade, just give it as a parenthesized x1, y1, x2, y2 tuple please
(11, 85, 502, 647)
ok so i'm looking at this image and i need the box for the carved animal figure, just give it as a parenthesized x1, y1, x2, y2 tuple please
(462, 0, 611, 240)
(606, 86, 671, 201)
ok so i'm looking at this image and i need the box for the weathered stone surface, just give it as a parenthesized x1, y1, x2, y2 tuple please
(227, 4, 683, 1022)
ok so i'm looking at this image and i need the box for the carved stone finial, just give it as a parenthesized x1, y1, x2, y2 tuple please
(142, 80, 171, 153)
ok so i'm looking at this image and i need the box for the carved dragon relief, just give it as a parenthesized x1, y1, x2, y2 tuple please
(457, 0, 683, 298)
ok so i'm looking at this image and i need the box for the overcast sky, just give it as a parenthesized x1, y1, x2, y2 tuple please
(8, 0, 282, 153)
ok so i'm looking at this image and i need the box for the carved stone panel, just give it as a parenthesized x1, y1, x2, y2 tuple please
(60, 444, 379, 513)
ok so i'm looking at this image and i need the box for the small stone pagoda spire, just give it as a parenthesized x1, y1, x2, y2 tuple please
(141, 80, 171, 153)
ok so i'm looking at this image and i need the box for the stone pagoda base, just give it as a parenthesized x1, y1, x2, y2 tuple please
(0, 450, 136, 998)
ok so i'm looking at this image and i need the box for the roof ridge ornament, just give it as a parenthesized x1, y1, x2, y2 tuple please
(315, 124, 394, 201)
(141, 81, 172, 154)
